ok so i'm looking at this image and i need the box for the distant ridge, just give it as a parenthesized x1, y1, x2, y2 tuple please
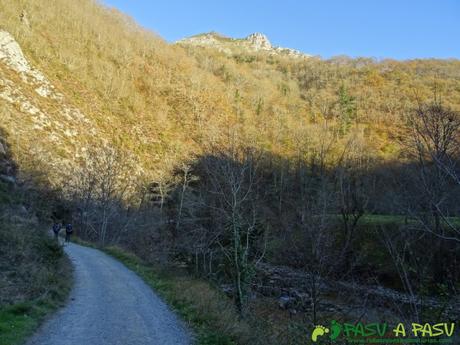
(176, 31, 311, 58)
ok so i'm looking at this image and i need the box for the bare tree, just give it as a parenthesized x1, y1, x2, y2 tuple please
(295, 172, 336, 324)
(380, 225, 430, 323)
(200, 145, 264, 315)
(332, 136, 372, 275)
(405, 101, 460, 242)
(419, 103, 459, 239)
(68, 146, 136, 245)
(380, 101, 460, 322)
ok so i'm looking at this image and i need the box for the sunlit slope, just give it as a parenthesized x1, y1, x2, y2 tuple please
(0, 0, 459, 185)
(0, 0, 232, 180)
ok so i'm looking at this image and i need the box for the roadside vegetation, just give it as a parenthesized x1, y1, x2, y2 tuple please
(0, 137, 72, 345)
(104, 246, 244, 345)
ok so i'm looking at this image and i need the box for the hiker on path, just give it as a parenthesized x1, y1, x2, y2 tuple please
(65, 223, 73, 243)
(52, 223, 61, 241)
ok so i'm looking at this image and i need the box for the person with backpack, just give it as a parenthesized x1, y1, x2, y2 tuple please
(52, 223, 61, 241)
(65, 223, 73, 243)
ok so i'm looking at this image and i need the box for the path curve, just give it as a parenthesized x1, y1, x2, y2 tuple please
(27, 243, 191, 345)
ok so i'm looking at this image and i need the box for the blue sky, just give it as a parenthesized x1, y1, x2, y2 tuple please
(101, 0, 459, 60)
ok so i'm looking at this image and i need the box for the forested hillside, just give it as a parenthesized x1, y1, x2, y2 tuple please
(1, 1, 459, 344)
(1, 0, 459, 178)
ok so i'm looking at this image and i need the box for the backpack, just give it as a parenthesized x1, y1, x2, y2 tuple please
(66, 224, 73, 234)
(52, 224, 60, 234)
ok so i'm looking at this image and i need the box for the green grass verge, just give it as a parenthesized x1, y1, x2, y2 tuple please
(102, 246, 240, 345)
(338, 213, 460, 226)
(0, 256, 72, 345)
(0, 299, 59, 345)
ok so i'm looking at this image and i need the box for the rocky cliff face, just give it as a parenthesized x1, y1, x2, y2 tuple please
(177, 32, 310, 58)
(0, 30, 97, 182)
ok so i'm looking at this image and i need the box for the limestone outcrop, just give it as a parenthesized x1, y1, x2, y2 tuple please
(177, 31, 310, 58)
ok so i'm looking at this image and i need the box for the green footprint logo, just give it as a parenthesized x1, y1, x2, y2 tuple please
(311, 325, 329, 342)
(329, 320, 342, 340)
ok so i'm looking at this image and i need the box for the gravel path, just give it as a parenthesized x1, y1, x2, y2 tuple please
(27, 243, 191, 345)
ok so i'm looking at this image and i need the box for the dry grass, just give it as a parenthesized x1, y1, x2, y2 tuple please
(103, 244, 321, 345)
(104, 246, 259, 344)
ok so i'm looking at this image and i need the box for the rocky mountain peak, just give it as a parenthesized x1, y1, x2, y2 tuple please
(177, 31, 310, 59)
(245, 33, 272, 50)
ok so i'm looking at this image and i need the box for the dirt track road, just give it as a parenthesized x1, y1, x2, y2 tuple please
(26, 243, 191, 345)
